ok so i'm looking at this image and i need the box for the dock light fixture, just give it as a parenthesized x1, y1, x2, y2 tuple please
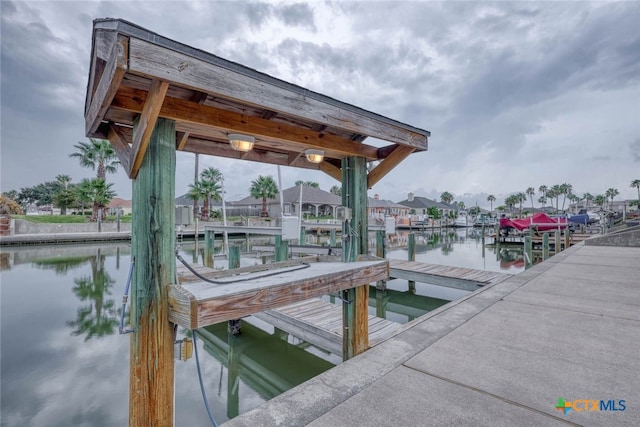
(228, 134, 255, 152)
(304, 149, 324, 164)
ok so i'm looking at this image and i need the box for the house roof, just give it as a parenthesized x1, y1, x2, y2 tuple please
(232, 185, 342, 206)
(107, 197, 132, 208)
(368, 197, 409, 210)
(397, 196, 451, 210)
(85, 19, 429, 186)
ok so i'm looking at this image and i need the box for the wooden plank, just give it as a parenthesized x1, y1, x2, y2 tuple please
(367, 145, 415, 188)
(85, 34, 128, 136)
(129, 118, 175, 427)
(168, 259, 388, 329)
(127, 37, 428, 149)
(129, 79, 169, 178)
(107, 125, 132, 176)
(112, 87, 380, 160)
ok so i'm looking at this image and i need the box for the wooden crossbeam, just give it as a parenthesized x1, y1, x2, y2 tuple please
(107, 125, 132, 175)
(318, 161, 342, 182)
(367, 145, 415, 188)
(129, 79, 169, 178)
(112, 87, 379, 160)
(85, 35, 128, 136)
(288, 152, 302, 166)
(176, 131, 189, 150)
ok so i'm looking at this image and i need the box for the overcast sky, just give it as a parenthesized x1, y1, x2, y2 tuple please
(1, 1, 639, 208)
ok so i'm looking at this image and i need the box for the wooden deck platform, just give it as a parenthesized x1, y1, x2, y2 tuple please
(389, 259, 512, 291)
(170, 257, 388, 329)
(255, 298, 401, 357)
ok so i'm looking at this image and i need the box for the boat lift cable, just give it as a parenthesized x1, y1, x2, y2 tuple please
(119, 257, 135, 335)
(175, 252, 310, 285)
(193, 330, 219, 427)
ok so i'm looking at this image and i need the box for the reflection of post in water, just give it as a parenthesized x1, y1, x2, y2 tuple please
(227, 333, 241, 419)
(375, 286, 389, 318)
(227, 246, 242, 336)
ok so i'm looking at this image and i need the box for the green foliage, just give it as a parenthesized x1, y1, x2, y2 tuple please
(329, 185, 342, 196)
(295, 180, 319, 188)
(77, 178, 116, 221)
(440, 191, 453, 205)
(250, 175, 278, 217)
(427, 206, 441, 219)
(12, 215, 87, 223)
(70, 139, 119, 179)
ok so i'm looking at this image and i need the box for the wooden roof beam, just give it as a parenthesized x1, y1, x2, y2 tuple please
(112, 87, 380, 160)
(367, 145, 415, 188)
(129, 79, 169, 178)
(85, 35, 128, 136)
(125, 36, 428, 149)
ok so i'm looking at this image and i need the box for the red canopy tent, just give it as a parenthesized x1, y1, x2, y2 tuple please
(499, 212, 567, 231)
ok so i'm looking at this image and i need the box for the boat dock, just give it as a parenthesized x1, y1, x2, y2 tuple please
(389, 259, 512, 291)
(254, 299, 401, 357)
(225, 240, 640, 427)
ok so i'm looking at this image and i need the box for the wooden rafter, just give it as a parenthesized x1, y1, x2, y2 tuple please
(367, 145, 415, 188)
(318, 161, 343, 182)
(288, 152, 302, 166)
(111, 87, 380, 160)
(107, 125, 132, 175)
(85, 35, 128, 136)
(176, 131, 189, 150)
(129, 79, 169, 178)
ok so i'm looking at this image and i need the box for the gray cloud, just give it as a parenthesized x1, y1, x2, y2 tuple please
(631, 139, 640, 162)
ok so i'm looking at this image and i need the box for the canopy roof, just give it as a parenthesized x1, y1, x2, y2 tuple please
(84, 19, 430, 185)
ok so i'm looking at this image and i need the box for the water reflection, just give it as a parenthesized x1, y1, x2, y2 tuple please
(66, 250, 118, 341)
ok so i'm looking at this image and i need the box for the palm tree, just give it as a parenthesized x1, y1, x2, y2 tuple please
(199, 167, 222, 221)
(76, 178, 116, 221)
(594, 194, 606, 207)
(295, 180, 319, 188)
(70, 139, 119, 179)
(186, 181, 205, 219)
(568, 194, 580, 213)
(631, 179, 640, 202)
(487, 194, 496, 213)
(549, 185, 562, 213)
(440, 191, 454, 205)
(56, 174, 72, 189)
(560, 183, 573, 212)
(582, 192, 593, 210)
(605, 188, 619, 210)
(330, 185, 342, 196)
(250, 175, 278, 217)
(517, 192, 526, 215)
(538, 196, 547, 209)
(526, 187, 535, 210)
(538, 185, 548, 203)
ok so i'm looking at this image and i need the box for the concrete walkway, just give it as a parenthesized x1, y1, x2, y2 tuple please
(226, 243, 640, 426)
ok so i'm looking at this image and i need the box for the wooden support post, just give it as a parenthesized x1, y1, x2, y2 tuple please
(555, 230, 561, 253)
(193, 218, 199, 263)
(204, 229, 214, 268)
(228, 246, 240, 269)
(330, 229, 336, 247)
(275, 235, 289, 261)
(341, 156, 369, 361)
(375, 288, 388, 319)
(300, 226, 306, 246)
(543, 233, 549, 260)
(524, 234, 532, 270)
(408, 233, 416, 292)
(227, 246, 242, 335)
(564, 228, 570, 249)
(375, 230, 387, 291)
(129, 118, 175, 427)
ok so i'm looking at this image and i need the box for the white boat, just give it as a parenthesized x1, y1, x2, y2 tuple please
(453, 211, 471, 227)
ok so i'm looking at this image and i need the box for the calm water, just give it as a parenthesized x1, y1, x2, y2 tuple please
(0, 228, 526, 426)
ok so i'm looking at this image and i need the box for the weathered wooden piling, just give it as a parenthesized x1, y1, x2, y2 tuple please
(407, 233, 416, 292)
(299, 226, 306, 246)
(330, 229, 336, 247)
(555, 230, 561, 253)
(341, 156, 369, 360)
(204, 229, 214, 268)
(129, 118, 175, 427)
(275, 235, 289, 262)
(524, 233, 532, 269)
(543, 232, 549, 260)
(228, 246, 242, 335)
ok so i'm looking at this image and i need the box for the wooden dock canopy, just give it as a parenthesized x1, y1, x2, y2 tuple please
(85, 19, 429, 186)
